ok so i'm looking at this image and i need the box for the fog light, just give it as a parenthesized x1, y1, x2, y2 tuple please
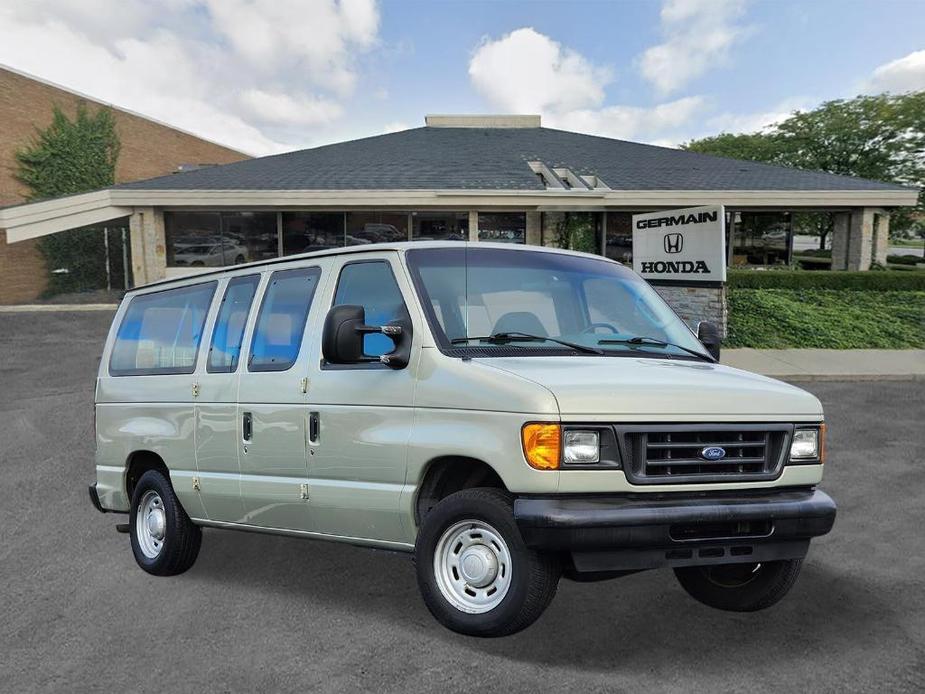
(563, 430, 600, 464)
(790, 428, 819, 460)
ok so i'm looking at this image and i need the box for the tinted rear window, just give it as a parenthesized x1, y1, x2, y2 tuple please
(110, 282, 217, 376)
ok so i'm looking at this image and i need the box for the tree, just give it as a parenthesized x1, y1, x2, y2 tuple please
(683, 92, 925, 247)
(15, 103, 122, 295)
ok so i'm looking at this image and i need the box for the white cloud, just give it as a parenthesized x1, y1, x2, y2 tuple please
(546, 96, 706, 142)
(468, 27, 703, 146)
(469, 27, 612, 113)
(705, 97, 810, 134)
(864, 49, 925, 94)
(639, 0, 750, 95)
(0, 0, 381, 155)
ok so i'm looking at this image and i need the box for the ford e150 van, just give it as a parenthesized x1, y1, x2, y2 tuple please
(90, 242, 836, 636)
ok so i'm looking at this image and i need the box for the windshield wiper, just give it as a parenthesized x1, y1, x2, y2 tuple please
(597, 335, 714, 362)
(452, 331, 604, 355)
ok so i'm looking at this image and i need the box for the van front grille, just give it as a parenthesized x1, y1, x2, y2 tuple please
(616, 424, 792, 485)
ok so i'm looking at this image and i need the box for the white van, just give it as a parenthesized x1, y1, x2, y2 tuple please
(90, 242, 836, 636)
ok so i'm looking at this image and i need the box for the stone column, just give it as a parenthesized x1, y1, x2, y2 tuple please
(525, 211, 542, 246)
(830, 212, 850, 271)
(847, 208, 876, 270)
(129, 207, 167, 286)
(653, 284, 728, 338)
(873, 212, 890, 267)
(468, 211, 479, 242)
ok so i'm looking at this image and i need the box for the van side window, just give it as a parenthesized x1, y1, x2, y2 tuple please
(207, 275, 260, 373)
(249, 267, 321, 372)
(110, 282, 217, 376)
(333, 261, 408, 357)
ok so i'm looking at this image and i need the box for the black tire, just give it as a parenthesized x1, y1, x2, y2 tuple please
(674, 559, 803, 612)
(129, 469, 202, 576)
(415, 488, 560, 637)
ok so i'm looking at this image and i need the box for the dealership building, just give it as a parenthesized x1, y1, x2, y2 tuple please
(0, 114, 916, 331)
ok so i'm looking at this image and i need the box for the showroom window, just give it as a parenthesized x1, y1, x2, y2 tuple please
(411, 211, 468, 241)
(730, 212, 793, 267)
(165, 212, 277, 268)
(604, 212, 639, 264)
(540, 212, 602, 254)
(346, 212, 409, 245)
(282, 212, 345, 255)
(478, 212, 526, 243)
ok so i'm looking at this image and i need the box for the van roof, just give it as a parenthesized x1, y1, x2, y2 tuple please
(131, 241, 622, 293)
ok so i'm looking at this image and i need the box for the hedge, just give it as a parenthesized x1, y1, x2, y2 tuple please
(727, 269, 925, 291)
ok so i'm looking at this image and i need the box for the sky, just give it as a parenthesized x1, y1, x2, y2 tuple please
(1, 0, 923, 157)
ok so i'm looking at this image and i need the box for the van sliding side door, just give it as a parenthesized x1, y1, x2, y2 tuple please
(236, 261, 328, 531)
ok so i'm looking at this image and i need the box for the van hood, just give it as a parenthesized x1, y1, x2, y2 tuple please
(474, 356, 822, 419)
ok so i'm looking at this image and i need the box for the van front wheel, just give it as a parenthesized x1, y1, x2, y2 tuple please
(415, 488, 560, 637)
(129, 469, 202, 576)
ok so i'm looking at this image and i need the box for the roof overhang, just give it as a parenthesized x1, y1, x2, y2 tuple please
(1, 187, 918, 242)
(0, 190, 131, 242)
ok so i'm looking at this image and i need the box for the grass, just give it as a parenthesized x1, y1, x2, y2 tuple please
(726, 289, 925, 349)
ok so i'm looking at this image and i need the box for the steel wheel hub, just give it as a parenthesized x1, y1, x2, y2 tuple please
(136, 490, 166, 559)
(433, 519, 512, 614)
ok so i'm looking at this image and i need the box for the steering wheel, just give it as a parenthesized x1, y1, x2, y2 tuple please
(580, 322, 620, 335)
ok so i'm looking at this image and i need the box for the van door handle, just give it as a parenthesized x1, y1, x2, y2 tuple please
(309, 412, 319, 444)
(242, 412, 253, 442)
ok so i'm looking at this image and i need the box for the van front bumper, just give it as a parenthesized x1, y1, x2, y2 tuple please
(514, 488, 836, 573)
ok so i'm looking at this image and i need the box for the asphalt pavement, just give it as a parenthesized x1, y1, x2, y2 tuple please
(1, 311, 923, 693)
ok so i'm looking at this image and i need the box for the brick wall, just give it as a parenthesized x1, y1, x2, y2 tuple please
(0, 66, 250, 303)
(653, 284, 728, 338)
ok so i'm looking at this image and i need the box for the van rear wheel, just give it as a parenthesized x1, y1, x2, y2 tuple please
(674, 559, 803, 612)
(129, 469, 201, 576)
(415, 488, 560, 637)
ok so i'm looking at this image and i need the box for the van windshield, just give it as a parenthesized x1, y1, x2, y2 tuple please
(405, 247, 710, 360)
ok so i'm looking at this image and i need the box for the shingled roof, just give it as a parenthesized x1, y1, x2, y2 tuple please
(115, 126, 909, 193)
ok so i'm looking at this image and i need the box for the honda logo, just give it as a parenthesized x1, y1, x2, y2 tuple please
(663, 233, 683, 254)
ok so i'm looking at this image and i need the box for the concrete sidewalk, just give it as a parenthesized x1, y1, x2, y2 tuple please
(723, 348, 925, 381)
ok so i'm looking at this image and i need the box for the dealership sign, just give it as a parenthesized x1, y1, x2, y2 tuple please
(632, 205, 726, 283)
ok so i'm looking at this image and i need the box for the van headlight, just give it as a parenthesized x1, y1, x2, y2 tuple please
(563, 430, 600, 464)
(790, 426, 825, 463)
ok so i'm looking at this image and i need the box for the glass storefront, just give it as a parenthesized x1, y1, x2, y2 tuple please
(730, 212, 792, 267)
(411, 211, 468, 241)
(282, 212, 344, 255)
(164, 209, 796, 271)
(541, 211, 602, 254)
(478, 212, 525, 243)
(604, 212, 635, 263)
(165, 211, 277, 268)
(346, 212, 408, 245)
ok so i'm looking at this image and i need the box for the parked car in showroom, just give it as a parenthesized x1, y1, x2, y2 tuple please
(89, 241, 836, 636)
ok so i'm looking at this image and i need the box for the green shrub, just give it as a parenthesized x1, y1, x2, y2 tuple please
(887, 254, 923, 266)
(726, 289, 925, 348)
(727, 269, 925, 291)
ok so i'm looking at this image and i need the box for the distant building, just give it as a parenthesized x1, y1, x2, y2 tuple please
(0, 65, 249, 303)
(0, 113, 917, 330)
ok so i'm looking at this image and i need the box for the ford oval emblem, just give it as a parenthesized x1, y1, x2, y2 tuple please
(701, 446, 726, 461)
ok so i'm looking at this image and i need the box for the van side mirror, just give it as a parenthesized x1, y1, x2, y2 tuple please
(322, 304, 411, 369)
(697, 321, 721, 362)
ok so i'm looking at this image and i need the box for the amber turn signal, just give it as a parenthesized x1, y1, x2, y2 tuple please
(819, 423, 827, 464)
(522, 423, 561, 470)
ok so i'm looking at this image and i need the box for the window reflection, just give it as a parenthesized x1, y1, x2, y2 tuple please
(346, 212, 408, 245)
(731, 212, 792, 267)
(282, 213, 344, 255)
(478, 212, 525, 243)
(604, 212, 635, 264)
(411, 211, 468, 241)
(165, 212, 277, 268)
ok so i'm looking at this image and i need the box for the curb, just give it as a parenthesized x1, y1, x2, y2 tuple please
(780, 374, 925, 383)
(0, 304, 118, 313)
